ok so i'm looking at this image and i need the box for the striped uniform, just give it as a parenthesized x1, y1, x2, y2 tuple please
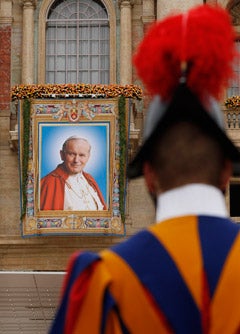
(50, 215, 240, 334)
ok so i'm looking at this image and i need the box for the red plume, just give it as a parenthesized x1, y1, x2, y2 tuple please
(133, 5, 238, 102)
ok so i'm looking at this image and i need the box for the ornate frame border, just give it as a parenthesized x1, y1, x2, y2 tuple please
(19, 97, 128, 236)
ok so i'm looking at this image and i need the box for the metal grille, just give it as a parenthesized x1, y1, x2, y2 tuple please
(0, 272, 64, 334)
(227, 40, 240, 97)
(46, 0, 110, 84)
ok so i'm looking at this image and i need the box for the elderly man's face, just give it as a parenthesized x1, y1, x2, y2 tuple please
(60, 139, 90, 175)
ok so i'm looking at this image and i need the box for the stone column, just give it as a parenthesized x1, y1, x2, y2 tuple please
(21, 0, 36, 84)
(140, 0, 155, 145)
(119, 0, 134, 85)
(157, 0, 203, 20)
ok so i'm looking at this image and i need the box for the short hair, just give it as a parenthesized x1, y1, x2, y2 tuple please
(62, 136, 91, 153)
(148, 122, 226, 191)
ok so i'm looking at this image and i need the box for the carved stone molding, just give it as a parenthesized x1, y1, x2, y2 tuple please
(0, 0, 13, 24)
(21, 0, 36, 8)
(118, 0, 135, 8)
(141, 15, 155, 24)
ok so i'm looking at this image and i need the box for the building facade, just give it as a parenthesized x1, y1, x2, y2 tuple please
(0, 0, 239, 271)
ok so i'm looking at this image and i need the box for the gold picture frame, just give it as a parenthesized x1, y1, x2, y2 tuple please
(19, 97, 127, 236)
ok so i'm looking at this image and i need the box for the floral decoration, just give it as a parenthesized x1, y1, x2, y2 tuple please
(11, 83, 143, 101)
(224, 96, 240, 109)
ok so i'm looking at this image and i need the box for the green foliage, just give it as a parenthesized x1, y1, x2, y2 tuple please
(118, 96, 126, 222)
(21, 99, 31, 218)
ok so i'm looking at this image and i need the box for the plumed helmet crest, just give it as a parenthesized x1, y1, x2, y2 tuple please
(133, 5, 238, 101)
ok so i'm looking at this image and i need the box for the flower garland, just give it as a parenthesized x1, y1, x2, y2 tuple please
(224, 96, 240, 109)
(11, 83, 143, 101)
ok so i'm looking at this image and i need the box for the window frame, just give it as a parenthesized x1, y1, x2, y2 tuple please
(226, 177, 240, 224)
(227, 38, 240, 98)
(38, 0, 116, 84)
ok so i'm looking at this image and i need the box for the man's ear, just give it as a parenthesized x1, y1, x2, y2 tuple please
(143, 162, 159, 195)
(60, 150, 64, 161)
(220, 159, 233, 191)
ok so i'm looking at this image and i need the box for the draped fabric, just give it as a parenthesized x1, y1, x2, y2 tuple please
(50, 215, 240, 334)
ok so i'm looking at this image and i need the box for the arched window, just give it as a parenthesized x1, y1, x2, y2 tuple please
(44, 0, 110, 84)
(37, 0, 117, 84)
(227, 40, 240, 97)
(227, 1, 240, 97)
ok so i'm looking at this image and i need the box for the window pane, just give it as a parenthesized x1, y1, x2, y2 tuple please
(100, 71, 109, 84)
(57, 56, 66, 70)
(47, 42, 55, 55)
(67, 27, 77, 40)
(80, 26, 89, 39)
(79, 41, 89, 55)
(79, 71, 88, 83)
(46, 27, 56, 40)
(100, 55, 108, 69)
(67, 71, 77, 83)
(100, 26, 109, 39)
(56, 27, 66, 39)
(46, 56, 55, 70)
(56, 41, 66, 54)
(68, 41, 77, 54)
(227, 40, 240, 97)
(90, 71, 99, 83)
(56, 71, 66, 83)
(100, 41, 109, 54)
(46, 71, 55, 84)
(68, 56, 77, 69)
(91, 26, 99, 38)
(79, 56, 88, 68)
(90, 41, 99, 53)
(90, 55, 98, 69)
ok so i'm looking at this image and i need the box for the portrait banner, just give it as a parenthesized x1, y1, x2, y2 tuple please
(18, 97, 129, 236)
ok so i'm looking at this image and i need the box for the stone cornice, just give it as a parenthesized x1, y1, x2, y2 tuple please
(141, 15, 155, 24)
(21, 0, 36, 8)
(0, 0, 13, 24)
(0, 17, 13, 24)
(118, 0, 135, 8)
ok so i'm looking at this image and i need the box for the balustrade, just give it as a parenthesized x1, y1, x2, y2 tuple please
(224, 109, 240, 129)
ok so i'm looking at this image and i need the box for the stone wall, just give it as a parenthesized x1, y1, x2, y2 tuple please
(0, 26, 11, 113)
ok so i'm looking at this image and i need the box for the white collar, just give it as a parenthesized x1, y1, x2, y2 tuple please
(156, 183, 228, 223)
(68, 172, 83, 181)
